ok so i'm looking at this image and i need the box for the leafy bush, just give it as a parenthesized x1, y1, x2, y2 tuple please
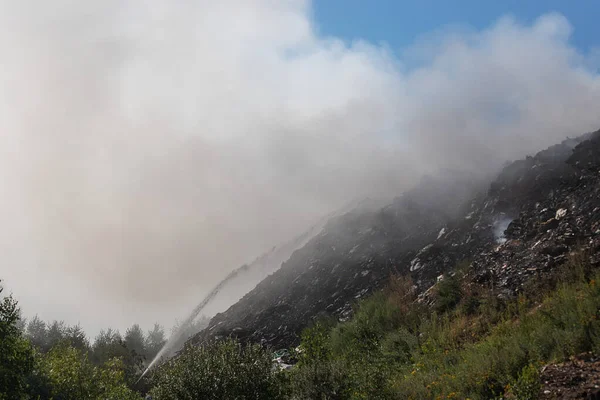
(289, 359, 351, 400)
(149, 338, 286, 400)
(393, 274, 600, 399)
(380, 328, 418, 364)
(460, 294, 481, 316)
(507, 364, 541, 400)
(330, 291, 404, 358)
(41, 343, 141, 400)
(298, 320, 334, 366)
(290, 263, 600, 400)
(435, 275, 462, 313)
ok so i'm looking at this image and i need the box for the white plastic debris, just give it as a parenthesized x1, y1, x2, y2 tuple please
(555, 208, 567, 220)
(437, 227, 446, 240)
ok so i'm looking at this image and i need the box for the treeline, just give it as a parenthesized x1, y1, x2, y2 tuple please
(20, 316, 167, 370)
(0, 283, 133, 398)
(19, 312, 209, 370)
(4, 253, 600, 399)
(0, 284, 208, 400)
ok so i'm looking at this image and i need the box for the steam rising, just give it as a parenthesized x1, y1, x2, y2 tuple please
(1, 1, 599, 333)
(494, 216, 513, 244)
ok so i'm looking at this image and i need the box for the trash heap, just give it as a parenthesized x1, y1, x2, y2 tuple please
(192, 129, 600, 350)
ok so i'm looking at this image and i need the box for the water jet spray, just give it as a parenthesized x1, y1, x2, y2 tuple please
(138, 264, 250, 381)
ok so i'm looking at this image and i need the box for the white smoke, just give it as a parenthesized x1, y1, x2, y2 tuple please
(0, 1, 599, 334)
(494, 216, 514, 244)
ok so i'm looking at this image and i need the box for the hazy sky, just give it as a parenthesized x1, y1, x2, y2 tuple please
(1, 0, 599, 337)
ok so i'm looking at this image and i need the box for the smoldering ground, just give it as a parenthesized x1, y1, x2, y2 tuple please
(0, 0, 599, 334)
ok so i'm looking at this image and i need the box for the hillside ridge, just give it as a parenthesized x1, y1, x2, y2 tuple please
(192, 129, 600, 349)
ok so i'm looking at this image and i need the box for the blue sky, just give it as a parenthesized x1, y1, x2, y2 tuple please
(312, 0, 599, 54)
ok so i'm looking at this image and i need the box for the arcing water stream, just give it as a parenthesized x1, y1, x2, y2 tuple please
(138, 198, 374, 381)
(139, 264, 251, 380)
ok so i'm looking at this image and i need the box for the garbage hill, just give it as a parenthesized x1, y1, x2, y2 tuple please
(192, 129, 600, 350)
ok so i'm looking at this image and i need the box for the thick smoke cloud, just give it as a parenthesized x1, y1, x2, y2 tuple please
(0, 1, 599, 334)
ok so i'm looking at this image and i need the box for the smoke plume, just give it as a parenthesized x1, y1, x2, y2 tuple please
(0, 1, 599, 333)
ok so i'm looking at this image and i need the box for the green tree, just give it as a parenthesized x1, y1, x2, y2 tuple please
(46, 320, 67, 350)
(122, 323, 148, 384)
(97, 358, 143, 400)
(145, 323, 166, 361)
(91, 328, 128, 365)
(64, 324, 89, 351)
(0, 281, 35, 399)
(92, 327, 145, 385)
(149, 339, 286, 400)
(43, 344, 97, 399)
(124, 324, 146, 360)
(42, 343, 141, 400)
(26, 315, 48, 351)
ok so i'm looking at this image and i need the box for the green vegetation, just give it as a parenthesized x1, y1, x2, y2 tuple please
(507, 364, 541, 400)
(2, 254, 600, 399)
(0, 284, 34, 399)
(145, 256, 600, 399)
(40, 344, 140, 400)
(287, 259, 600, 399)
(149, 339, 287, 400)
(0, 279, 161, 399)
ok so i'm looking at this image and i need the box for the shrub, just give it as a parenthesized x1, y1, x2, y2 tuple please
(435, 275, 462, 313)
(380, 328, 418, 364)
(41, 343, 141, 400)
(460, 294, 481, 316)
(298, 320, 335, 366)
(291, 265, 600, 399)
(289, 359, 351, 400)
(149, 338, 286, 400)
(508, 364, 541, 400)
(330, 291, 403, 358)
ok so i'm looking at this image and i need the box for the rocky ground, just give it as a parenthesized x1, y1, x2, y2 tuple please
(417, 130, 600, 305)
(192, 129, 600, 357)
(540, 353, 600, 399)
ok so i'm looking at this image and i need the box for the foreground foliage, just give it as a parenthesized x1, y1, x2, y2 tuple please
(3, 255, 600, 399)
(0, 281, 141, 400)
(0, 283, 34, 399)
(290, 263, 600, 399)
(141, 258, 600, 400)
(149, 339, 287, 400)
(41, 344, 141, 400)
